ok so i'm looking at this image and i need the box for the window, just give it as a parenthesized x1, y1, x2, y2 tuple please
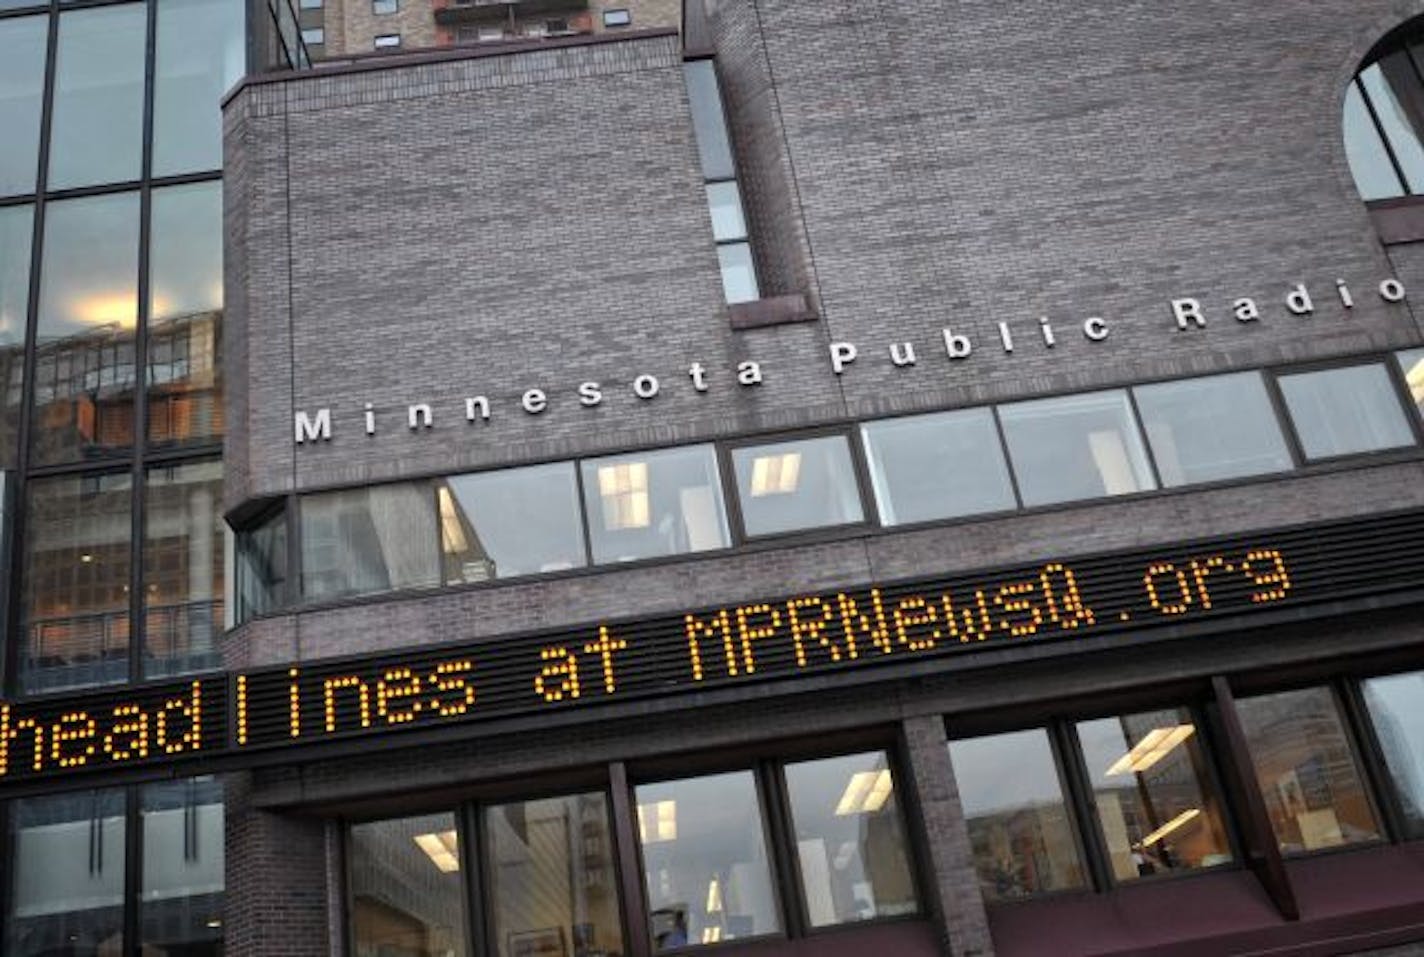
(1132, 372, 1293, 486)
(636, 771, 780, 947)
(374, 33, 401, 49)
(349, 812, 468, 957)
(1075, 708, 1233, 880)
(438, 463, 586, 582)
(782, 751, 919, 926)
(300, 483, 440, 601)
(732, 435, 864, 536)
(139, 777, 225, 954)
(1344, 25, 1424, 200)
(143, 460, 225, 677)
(476, 26, 504, 42)
(373, 0, 397, 13)
(235, 505, 287, 622)
(153, 0, 246, 177)
(485, 793, 625, 957)
(0, 15, 46, 198)
(581, 445, 730, 563)
(1236, 687, 1383, 853)
(1362, 670, 1424, 838)
(301, 27, 324, 46)
(948, 729, 1087, 901)
(0, 204, 32, 469)
(861, 409, 1017, 525)
(299, 0, 322, 7)
(604, 8, 631, 27)
(50, 6, 147, 189)
(1276, 363, 1415, 459)
(1394, 348, 1424, 419)
(998, 390, 1157, 507)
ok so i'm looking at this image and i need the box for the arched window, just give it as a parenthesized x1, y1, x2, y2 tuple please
(1345, 20, 1424, 201)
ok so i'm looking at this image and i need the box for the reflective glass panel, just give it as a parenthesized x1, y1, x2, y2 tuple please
(1345, 81, 1406, 200)
(1394, 348, 1424, 419)
(141, 777, 225, 956)
(1075, 708, 1233, 881)
(8, 791, 127, 957)
(998, 390, 1156, 507)
(301, 483, 439, 601)
(948, 729, 1087, 901)
(144, 460, 225, 678)
(439, 463, 586, 583)
(0, 15, 46, 197)
(1236, 687, 1383, 853)
(636, 771, 780, 948)
(350, 812, 467, 957)
(733, 435, 863, 536)
(684, 61, 735, 180)
(1277, 364, 1415, 459)
(149, 182, 225, 447)
(236, 506, 287, 621)
(154, 0, 246, 176)
(50, 6, 146, 190)
(33, 192, 140, 466)
(1133, 372, 1293, 486)
(861, 409, 1017, 525)
(0, 204, 32, 469)
(1361, 59, 1424, 194)
(1362, 670, 1424, 838)
(485, 793, 625, 957)
(783, 751, 919, 927)
(22, 472, 133, 693)
(581, 445, 730, 564)
(706, 182, 747, 242)
(716, 243, 759, 304)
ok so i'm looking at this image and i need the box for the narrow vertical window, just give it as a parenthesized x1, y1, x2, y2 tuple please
(1361, 670, 1424, 838)
(140, 777, 225, 953)
(349, 812, 468, 957)
(684, 60, 760, 304)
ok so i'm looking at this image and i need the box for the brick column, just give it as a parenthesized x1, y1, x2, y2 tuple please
(902, 715, 995, 957)
(224, 771, 333, 956)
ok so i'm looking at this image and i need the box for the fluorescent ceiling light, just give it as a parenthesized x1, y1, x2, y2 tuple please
(1139, 808, 1202, 847)
(835, 769, 893, 816)
(598, 462, 650, 529)
(1105, 725, 1195, 777)
(701, 927, 722, 944)
(637, 800, 677, 843)
(437, 486, 469, 554)
(749, 452, 801, 496)
(706, 876, 722, 913)
(413, 830, 460, 873)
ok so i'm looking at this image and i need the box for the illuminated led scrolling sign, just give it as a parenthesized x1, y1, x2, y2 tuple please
(3, 509, 1423, 790)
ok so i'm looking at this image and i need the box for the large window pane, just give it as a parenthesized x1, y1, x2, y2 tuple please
(141, 777, 225, 956)
(0, 15, 46, 197)
(7, 790, 127, 957)
(1277, 364, 1415, 459)
(732, 435, 863, 537)
(1075, 708, 1233, 881)
(636, 771, 780, 949)
(144, 460, 225, 678)
(439, 463, 586, 583)
(1133, 372, 1293, 486)
(1345, 81, 1406, 200)
(999, 390, 1156, 507)
(300, 483, 439, 601)
(22, 472, 133, 693)
(783, 751, 918, 927)
(49, 6, 146, 190)
(350, 812, 467, 957)
(485, 793, 625, 957)
(683, 61, 735, 180)
(33, 192, 140, 466)
(1361, 59, 1424, 194)
(236, 505, 287, 621)
(153, 0, 246, 176)
(1236, 687, 1383, 854)
(861, 409, 1016, 525)
(581, 445, 730, 564)
(0, 204, 32, 470)
(1362, 670, 1424, 839)
(149, 182, 225, 447)
(948, 729, 1087, 901)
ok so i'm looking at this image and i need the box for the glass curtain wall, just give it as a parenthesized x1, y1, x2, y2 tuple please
(0, 0, 244, 695)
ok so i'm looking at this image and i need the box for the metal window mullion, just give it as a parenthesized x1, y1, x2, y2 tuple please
(1048, 719, 1114, 893)
(123, 784, 141, 957)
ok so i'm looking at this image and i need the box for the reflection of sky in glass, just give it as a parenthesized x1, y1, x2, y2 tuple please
(153, 0, 246, 176)
(443, 463, 585, 579)
(38, 192, 139, 341)
(0, 205, 32, 346)
(49, 6, 146, 190)
(0, 15, 46, 197)
(1364, 671, 1424, 832)
(151, 183, 223, 321)
(950, 730, 1069, 816)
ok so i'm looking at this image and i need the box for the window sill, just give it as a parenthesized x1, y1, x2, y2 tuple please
(729, 293, 817, 330)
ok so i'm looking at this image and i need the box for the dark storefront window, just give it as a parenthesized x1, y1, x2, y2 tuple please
(1362, 670, 1424, 838)
(860, 409, 1017, 525)
(301, 483, 439, 600)
(636, 770, 781, 947)
(1075, 708, 1233, 880)
(140, 777, 226, 955)
(782, 751, 919, 927)
(948, 729, 1087, 901)
(49, 5, 147, 190)
(732, 435, 864, 537)
(143, 460, 225, 677)
(485, 793, 625, 957)
(439, 463, 587, 583)
(0, 14, 45, 198)
(581, 445, 730, 564)
(350, 811, 468, 957)
(998, 390, 1157, 507)
(1132, 372, 1294, 486)
(1277, 364, 1415, 460)
(1236, 687, 1383, 853)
